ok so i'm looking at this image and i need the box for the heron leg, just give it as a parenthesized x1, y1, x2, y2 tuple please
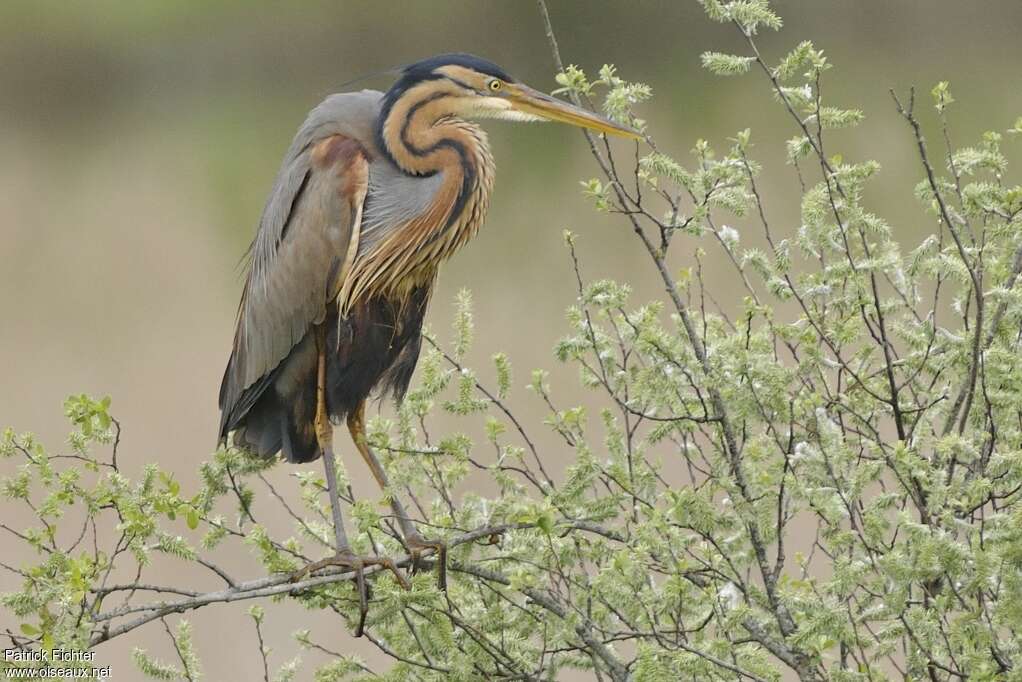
(347, 400, 447, 590)
(289, 332, 409, 637)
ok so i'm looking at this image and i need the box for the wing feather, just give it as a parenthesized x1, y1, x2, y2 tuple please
(219, 132, 369, 438)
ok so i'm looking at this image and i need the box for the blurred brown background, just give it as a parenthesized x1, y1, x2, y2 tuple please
(3, 1, 1021, 679)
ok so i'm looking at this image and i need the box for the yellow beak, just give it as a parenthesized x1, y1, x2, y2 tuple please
(507, 83, 641, 140)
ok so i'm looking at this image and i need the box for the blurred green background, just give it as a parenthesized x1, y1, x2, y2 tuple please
(2, 1, 1021, 678)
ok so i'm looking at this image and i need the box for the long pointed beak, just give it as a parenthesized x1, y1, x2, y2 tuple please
(507, 83, 641, 139)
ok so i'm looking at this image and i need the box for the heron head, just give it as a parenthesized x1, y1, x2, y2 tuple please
(387, 53, 640, 139)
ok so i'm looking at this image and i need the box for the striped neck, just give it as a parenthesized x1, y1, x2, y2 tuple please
(338, 84, 496, 314)
(376, 79, 482, 176)
(375, 80, 493, 233)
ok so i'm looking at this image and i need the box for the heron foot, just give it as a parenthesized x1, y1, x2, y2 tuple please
(290, 550, 410, 637)
(404, 535, 447, 591)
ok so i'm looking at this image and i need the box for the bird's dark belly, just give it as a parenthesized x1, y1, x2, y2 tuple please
(226, 284, 430, 463)
(324, 285, 430, 419)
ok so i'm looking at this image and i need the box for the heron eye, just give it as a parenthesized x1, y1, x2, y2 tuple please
(488, 79, 502, 92)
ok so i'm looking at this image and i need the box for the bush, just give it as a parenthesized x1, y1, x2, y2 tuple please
(3, 1, 1021, 679)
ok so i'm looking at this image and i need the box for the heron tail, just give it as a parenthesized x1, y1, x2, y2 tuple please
(220, 335, 322, 464)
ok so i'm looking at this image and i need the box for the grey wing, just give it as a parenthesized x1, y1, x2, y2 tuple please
(218, 132, 369, 441)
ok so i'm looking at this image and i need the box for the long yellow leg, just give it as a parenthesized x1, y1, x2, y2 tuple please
(316, 336, 351, 553)
(347, 400, 447, 589)
(290, 329, 408, 637)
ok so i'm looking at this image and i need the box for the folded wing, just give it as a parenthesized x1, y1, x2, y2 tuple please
(219, 120, 371, 460)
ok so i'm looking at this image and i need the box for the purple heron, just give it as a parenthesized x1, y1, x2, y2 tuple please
(218, 53, 637, 633)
